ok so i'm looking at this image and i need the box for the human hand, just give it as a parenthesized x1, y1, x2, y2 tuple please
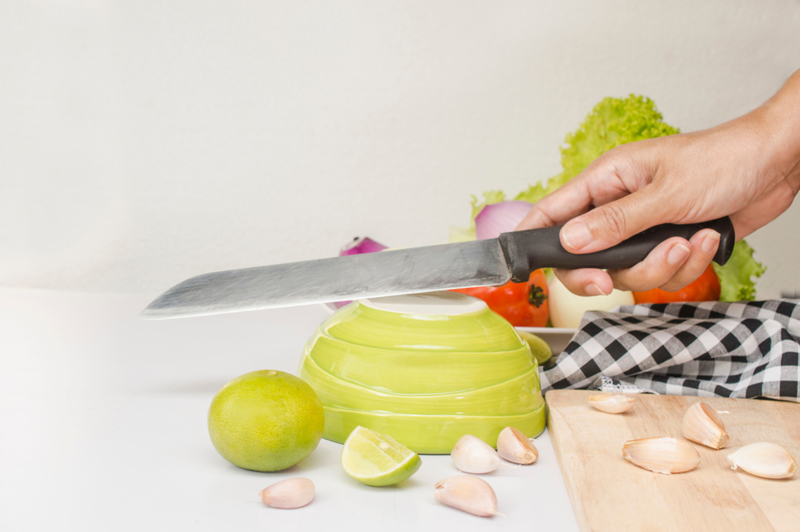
(516, 70, 800, 297)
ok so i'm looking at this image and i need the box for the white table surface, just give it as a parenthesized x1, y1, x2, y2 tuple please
(0, 287, 579, 532)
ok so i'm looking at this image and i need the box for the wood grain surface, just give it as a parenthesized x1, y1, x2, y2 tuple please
(546, 390, 800, 532)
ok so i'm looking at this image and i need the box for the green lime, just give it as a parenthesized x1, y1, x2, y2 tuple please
(518, 331, 553, 365)
(208, 370, 324, 472)
(341, 426, 421, 486)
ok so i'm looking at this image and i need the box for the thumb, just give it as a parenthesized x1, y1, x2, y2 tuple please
(559, 184, 670, 253)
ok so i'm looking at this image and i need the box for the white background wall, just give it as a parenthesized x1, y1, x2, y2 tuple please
(2, 0, 799, 298)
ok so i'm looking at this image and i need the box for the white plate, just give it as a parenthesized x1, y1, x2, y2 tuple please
(516, 326, 578, 355)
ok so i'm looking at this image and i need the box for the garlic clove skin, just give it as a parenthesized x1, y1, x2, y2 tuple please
(434, 476, 497, 517)
(682, 402, 730, 450)
(259, 478, 315, 509)
(451, 434, 510, 474)
(623, 437, 700, 474)
(497, 427, 538, 465)
(589, 394, 635, 414)
(727, 442, 798, 479)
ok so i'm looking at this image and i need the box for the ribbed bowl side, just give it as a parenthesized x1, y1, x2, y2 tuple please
(297, 299, 545, 453)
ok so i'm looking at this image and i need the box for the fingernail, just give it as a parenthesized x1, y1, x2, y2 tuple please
(587, 283, 607, 296)
(667, 244, 691, 266)
(701, 231, 720, 254)
(562, 221, 592, 251)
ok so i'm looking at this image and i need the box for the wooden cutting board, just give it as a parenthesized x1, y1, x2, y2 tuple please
(546, 390, 800, 532)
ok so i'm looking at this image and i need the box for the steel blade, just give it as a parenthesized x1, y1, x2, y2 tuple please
(141, 239, 510, 319)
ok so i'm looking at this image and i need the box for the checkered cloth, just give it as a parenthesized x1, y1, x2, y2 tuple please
(539, 300, 800, 402)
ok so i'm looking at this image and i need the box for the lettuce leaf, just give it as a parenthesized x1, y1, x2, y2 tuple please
(713, 240, 766, 302)
(516, 95, 680, 203)
(453, 94, 766, 300)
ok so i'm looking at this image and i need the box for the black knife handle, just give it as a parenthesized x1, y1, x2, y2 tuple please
(497, 217, 735, 283)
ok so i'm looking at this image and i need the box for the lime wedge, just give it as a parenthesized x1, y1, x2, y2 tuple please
(518, 331, 553, 365)
(341, 426, 421, 486)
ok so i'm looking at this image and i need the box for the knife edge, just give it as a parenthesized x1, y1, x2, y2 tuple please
(141, 239, 511, 319)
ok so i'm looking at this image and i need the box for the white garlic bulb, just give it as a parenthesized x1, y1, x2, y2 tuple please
(496, 427, 538, 465)
(259, 478, 315, 509)
(682, 402, 729, 450)
(434, 476, 497, 517)
(451, 434, 512, 474)
(622, 437, 700, 474)
(727, 442, 797, 479)
(589, 394, 636, 414)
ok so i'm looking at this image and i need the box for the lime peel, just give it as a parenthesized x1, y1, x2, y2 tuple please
(341, 426, 421, 486)
(207, 370, 324, 472)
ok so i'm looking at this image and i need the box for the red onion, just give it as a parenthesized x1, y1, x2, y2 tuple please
(340, 237, 387, 256)
(327, 237, 388, 310)
(475, 201, 533, 240)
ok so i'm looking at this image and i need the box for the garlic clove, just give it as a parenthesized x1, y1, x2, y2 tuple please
(451, 434, 514, 474)
(259, 477, 315, 509)
(589, 394, 635, 414)
(623, 437, 700, 474)
(434, 476, 497, 517)
(727, 442, 797, 479)
(497, 427, 538, 465)
(682, 402, 730, 450)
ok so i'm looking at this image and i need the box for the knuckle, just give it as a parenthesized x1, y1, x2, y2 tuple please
(613, 279, 633, 292)
(592, 151, 632, 182)
(659, 280, 685, 292)
(609, 258, 672, 292)
(661, 267, 703, 292)
(605, 151, 631, 171)
(596, 204, 629, 239)
(606, 269, 637, 292)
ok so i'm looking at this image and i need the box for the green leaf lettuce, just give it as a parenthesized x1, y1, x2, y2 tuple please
(453, 94, 765, 301)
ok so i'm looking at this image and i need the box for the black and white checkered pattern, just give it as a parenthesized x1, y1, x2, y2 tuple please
(539, 300, 800, 402)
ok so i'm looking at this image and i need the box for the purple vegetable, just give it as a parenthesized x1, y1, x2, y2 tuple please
(340, 237, 388, 256)
(327, 237, 388, 310)
(475, 201, 533, 240)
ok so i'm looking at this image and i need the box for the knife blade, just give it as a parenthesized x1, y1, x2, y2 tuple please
(141, 217, 735, 319)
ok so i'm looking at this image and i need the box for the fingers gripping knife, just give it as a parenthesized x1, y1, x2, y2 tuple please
(141, 218, 735, 319)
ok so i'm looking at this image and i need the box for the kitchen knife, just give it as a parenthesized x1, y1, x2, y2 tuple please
(141, 217, 735, 319)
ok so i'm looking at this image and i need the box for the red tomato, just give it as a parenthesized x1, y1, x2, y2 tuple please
(452, 270, 549, 327)
(633, 264, 721, 304)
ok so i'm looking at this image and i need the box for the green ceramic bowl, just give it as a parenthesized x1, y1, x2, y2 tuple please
(297, 292, 545, 454)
